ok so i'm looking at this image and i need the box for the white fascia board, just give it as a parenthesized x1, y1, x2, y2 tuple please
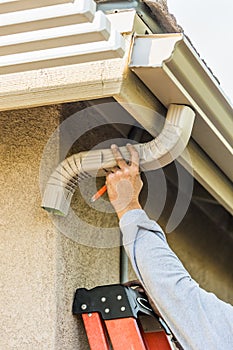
(0, 11, 111, 56)
(129, 34, 233, 183)
(0, 0, 96, 35)
(0, 59, 126, 110)
(0, 30, 125, 74)
(0, 0, 74, 14)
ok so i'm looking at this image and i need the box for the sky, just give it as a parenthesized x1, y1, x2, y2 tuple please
(167, 0, 233, 104)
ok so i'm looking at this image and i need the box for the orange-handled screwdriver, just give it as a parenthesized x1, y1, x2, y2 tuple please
(91, 184, 107, 203)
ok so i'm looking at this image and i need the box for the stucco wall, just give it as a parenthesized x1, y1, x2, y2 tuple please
(0, 105, 120, 350)
(0, 106, 59, 349)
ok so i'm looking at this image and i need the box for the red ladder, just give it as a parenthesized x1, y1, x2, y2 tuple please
(73, 284, 179, 349)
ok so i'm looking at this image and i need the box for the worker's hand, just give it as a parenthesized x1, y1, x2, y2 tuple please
(106, 144, 143, 219)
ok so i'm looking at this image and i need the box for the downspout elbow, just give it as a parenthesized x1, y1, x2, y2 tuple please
(41, 104, 195, 216)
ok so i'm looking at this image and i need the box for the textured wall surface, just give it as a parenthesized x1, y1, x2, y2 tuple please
(0, 106, 59, 350)
(0, 104, 120, 350)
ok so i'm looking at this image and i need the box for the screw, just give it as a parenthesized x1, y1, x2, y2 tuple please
(88, 313, 92, 317)
(121, 306, 126, 312)
(81, 304, 87, 310)
(104, 308, 110, 314)
(117, 295, 122, 300)
(101, 297, 107, 302)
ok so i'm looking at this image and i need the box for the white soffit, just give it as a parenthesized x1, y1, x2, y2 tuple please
(0, 0, 125, 74)
(0, 31, 124, 74)
(0, 30, 125, 74)
(129, 34, 233, 183)
(0, 0, 96, 35)
(0, 0, 83, 14)
(0, 11, 111, 56)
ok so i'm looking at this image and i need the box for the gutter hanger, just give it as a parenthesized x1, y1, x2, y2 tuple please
(41, 104, 195, 216)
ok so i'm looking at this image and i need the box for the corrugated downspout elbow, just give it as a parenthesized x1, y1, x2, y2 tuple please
(41, 104, 195, 216)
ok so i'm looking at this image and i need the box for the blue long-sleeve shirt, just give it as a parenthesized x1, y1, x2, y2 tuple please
(120, 209, 233, 350)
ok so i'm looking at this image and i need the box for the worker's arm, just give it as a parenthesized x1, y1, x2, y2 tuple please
(106, 144, 233, 350)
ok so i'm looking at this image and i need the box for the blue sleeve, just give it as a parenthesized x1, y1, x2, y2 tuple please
(120, 209, 233, 350)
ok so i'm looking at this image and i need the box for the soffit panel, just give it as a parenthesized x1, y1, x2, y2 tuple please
(0, 0, 81, 14)
(0, 0, 96, 33)
(0, 0, 125, 74)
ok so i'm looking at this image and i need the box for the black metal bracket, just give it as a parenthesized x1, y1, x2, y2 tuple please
(73, 284, 155, 321)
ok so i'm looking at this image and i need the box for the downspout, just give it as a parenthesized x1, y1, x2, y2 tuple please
(41, 103, 195, 216)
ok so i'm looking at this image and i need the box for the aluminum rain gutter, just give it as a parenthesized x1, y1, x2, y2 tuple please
(41, 104, 195, 216)
(129, 34, 233, 184)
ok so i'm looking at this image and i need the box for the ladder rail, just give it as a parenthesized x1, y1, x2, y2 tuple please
(82, 313, 110, 350)
(73, 284, 179, 350)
